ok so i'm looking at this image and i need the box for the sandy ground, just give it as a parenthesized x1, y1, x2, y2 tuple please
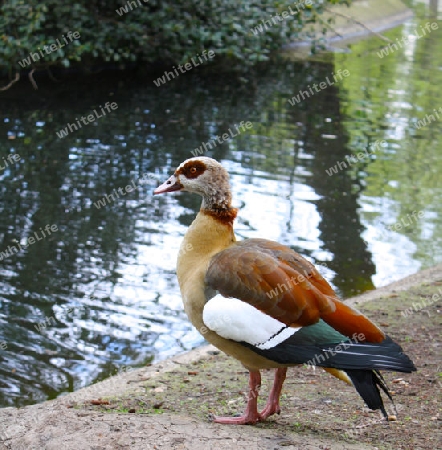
(0, 264, 441, 450)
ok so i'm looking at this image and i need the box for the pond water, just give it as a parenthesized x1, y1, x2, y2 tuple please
(0, 5, 441, 407)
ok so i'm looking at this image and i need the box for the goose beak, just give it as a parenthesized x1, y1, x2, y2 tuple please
(154, 174, 183, 194)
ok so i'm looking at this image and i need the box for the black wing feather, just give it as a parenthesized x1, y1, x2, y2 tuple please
(241, 335, 416, 372)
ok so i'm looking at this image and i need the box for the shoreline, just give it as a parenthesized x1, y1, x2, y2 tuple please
(0, 263, 441, 449)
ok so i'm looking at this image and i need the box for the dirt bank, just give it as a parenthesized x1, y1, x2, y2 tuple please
(0, 264, 441, 450)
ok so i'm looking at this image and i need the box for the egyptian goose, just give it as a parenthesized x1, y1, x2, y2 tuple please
(154, 157, 416, 425)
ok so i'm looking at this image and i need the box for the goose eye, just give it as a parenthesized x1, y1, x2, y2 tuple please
(180, 161, 206, 179)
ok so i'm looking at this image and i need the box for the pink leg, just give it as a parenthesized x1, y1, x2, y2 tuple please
(213, 370, 262, 425)
(260, 367, 287, 419)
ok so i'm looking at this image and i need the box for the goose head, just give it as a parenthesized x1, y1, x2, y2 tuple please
(154, 157, 233, 210)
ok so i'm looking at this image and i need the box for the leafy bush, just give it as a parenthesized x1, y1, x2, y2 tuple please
(0, 0, 350, 76)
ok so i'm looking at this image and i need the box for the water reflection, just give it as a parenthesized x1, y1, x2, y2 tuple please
(0, 14, 441, 408)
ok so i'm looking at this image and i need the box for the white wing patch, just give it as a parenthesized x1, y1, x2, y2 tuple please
(202, 294, 300, 350)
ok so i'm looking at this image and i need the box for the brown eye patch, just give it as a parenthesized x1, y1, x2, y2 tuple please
(176, 160, 207, 179)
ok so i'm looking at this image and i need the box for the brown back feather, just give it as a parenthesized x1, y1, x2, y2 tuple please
(205, 239, 385, 343)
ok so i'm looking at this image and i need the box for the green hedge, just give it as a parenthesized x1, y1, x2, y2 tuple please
(0, 0, 349, 75)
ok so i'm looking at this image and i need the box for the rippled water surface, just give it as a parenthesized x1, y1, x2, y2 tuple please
(0, 7, 441, 407)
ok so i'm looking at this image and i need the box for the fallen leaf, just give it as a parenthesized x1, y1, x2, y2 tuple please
(90, 399, 110, 405)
